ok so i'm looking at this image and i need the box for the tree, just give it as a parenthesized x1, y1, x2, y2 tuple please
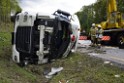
(93, 0, 107, 23)
(76, 5, 95, 32)
(76, 0, 107, 32)
(117, 0, 124, 13)
(0, 0, 22, 22)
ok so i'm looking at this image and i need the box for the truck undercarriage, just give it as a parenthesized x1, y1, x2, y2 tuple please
(12, 10, 80, 66)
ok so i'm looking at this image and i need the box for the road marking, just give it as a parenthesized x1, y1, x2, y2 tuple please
(108, 55, 124, 62)
(91, 53, 124, 63)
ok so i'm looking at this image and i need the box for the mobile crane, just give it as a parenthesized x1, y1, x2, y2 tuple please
(100, 0, 124, 48)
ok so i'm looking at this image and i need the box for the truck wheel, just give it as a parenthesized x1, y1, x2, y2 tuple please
(118, 33, 124, 49)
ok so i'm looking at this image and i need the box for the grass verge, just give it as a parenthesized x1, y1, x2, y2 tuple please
(50, 53, 124, 83)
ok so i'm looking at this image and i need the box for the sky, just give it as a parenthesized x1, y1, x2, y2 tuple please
(19, 0, 97, 14)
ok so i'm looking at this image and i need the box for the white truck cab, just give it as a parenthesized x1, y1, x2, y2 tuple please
(11, 10, 80, 66)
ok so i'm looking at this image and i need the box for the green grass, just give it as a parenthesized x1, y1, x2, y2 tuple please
(0, 60, 37, 83)
(0, 32, 11, 59)
(0, 23, 124, 83)
(0, 24, 37, 83)
(50, 53, 124, 83)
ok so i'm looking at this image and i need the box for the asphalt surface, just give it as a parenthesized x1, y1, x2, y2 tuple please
(77, 40, 124, 67)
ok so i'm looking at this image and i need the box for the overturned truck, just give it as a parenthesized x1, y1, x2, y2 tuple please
(11, 10, 80, 65)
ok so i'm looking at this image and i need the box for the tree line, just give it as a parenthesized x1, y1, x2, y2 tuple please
(0, 0, 21, 22)
(0, 0, 21, 31)
(76, 0, 124, 32)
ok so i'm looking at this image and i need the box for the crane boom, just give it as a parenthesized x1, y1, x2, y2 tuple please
(107, 0, 117, 13)
(107, 0, 118, 27)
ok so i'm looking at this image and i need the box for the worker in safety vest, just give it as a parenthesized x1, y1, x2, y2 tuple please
(90, 23, 97, 46)
(96, 24, 103, 47)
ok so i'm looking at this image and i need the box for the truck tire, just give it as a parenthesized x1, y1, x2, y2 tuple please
(117, 33, 124, 49)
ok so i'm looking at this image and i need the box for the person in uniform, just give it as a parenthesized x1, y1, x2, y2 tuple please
(90, 23, 97, 46)
(96, 24, 103, 47)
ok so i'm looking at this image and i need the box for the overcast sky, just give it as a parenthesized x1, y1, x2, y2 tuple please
(19, 0, 97, 14)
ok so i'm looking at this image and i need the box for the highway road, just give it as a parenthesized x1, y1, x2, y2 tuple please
(77, 40, 124, 67)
